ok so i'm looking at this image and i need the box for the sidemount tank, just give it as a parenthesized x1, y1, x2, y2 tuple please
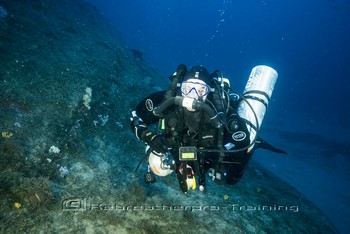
(237, 65, 278, 147)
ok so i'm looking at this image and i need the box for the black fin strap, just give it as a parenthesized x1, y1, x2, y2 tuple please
(240, 118, 258, 132)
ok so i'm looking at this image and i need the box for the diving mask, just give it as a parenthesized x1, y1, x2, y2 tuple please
(180, 79, 210, 100)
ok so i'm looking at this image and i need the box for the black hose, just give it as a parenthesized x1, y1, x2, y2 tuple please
(153, 96, 175, 115)
(164, 64, 187, 99)
(153, 96, 223, 128)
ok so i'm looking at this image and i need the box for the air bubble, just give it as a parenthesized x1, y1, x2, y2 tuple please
(206, 0, 231, 43)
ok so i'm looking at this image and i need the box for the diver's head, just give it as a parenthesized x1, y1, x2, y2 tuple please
(180, 66, 211, 102)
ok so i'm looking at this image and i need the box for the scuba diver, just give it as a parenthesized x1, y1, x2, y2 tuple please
(130, 64, 286, 193)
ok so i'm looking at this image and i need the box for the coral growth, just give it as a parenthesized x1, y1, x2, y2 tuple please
(10, 176, 54, 212)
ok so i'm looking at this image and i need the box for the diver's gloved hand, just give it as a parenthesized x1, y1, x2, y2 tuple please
(130, 111, 149, 139)
(141, 131, 168, 154)
(176, 64, 187, 77)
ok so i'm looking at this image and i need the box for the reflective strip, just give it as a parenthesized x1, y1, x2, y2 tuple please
(161, 119, 165, 130)
(151, 166, 161, 175)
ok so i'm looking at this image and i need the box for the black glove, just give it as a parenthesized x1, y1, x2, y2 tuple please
(176, 64, 187, 78)
(141, 131, 168, 154)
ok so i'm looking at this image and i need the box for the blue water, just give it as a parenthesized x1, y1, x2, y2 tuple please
(87, 0, 350, 232)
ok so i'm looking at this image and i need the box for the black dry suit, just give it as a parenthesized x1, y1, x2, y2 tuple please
(131, 65, 263, 192)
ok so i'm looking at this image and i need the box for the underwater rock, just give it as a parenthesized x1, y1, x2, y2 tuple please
(0, 5, 7, 19)
(0, 0, 338, 233)
(130, 49, 144, 60)
(66, 162, 94, 185)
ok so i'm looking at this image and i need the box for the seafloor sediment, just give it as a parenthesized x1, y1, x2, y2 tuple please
(0, 0, 338, 233)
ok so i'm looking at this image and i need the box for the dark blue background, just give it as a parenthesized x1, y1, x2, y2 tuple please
(88, 0, 350, 128)
(87, 0, 350, 232)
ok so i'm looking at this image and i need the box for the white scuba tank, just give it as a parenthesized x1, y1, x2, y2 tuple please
(237, 65, 278, 149)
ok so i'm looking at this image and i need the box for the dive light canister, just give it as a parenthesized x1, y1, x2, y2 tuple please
(237, 65, 278, 144)
(146, 146, 174, 177)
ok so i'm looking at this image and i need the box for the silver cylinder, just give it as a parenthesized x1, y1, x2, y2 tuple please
(237, 65, 278, 145)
